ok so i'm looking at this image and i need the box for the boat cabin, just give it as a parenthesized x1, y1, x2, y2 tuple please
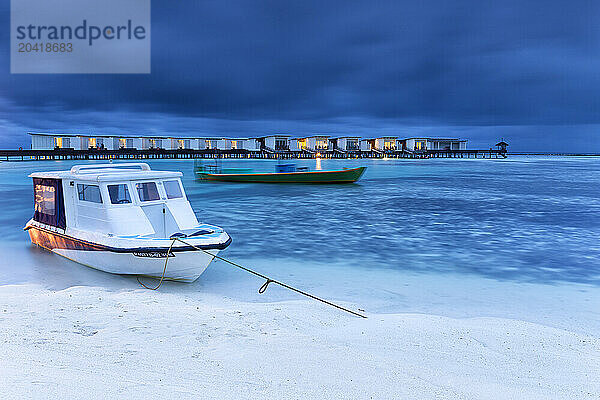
(29, 163, 200, 238)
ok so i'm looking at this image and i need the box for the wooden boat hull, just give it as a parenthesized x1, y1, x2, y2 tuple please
(196, 166, 367, 183)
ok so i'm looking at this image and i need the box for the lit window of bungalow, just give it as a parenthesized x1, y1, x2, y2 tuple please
(372, 137, 398, 151)
(228, 138, 252, 150)
(302, 135, 330, 151)
(117, 137, 142, 149)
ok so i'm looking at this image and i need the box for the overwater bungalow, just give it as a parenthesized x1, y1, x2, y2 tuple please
(360, 139, 373, 151)
(295, 135, 329, 152)
(200, 138, 221, 150)
(331, 137, 361, 152)
(115, 137, 143, 149)
(29, 132, 69, 150)
(29, 132, 124, 150)
(20, 132, 487, 160)
(373, 137, 398, 151)
(142, 137, 167, 150)
(495, 141, 508, 152)
(291, 137, 311, 151)
(169, 138, 193, 150)
(402, 138, 467, 152)
(237, 138, 261, 151)
(256, 135, 291, 151)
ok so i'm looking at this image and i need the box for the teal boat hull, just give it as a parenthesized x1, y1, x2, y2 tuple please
(196, 166, 367, 183)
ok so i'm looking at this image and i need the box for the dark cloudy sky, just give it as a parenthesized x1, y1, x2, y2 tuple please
(1, 1, 599, 151)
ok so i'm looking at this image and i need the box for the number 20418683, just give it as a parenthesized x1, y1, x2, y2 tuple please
(18, 42, 73, 52)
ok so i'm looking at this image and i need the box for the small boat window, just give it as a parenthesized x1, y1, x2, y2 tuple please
(77, 184, 103, 203)
(136, 182, 160, 202)
(163, 180, 183, 199)
(34, 184, 56, 215)
(108, 184, 132, 204)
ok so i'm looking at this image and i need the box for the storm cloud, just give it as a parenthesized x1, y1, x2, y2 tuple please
(1, 0, 599, 151)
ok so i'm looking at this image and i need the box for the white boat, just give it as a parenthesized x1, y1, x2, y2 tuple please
(24, 163, 231, 282)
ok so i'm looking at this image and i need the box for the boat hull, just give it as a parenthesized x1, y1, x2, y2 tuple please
(27, 226, 227, 282)
(196, 166, 367, 183)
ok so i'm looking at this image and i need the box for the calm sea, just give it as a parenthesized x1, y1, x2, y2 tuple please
(2, 156, 598, 284)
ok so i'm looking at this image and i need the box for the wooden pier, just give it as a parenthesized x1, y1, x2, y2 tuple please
(0, 147, 507, 162)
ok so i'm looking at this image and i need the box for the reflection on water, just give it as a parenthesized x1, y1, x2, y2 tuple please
(1, 156, 599, 285)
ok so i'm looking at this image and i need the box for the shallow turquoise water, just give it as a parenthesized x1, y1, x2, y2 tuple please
(2, 156, 598, 285)
(0, 156, 599, 331)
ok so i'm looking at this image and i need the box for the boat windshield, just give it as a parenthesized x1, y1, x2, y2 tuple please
(163, 180, 183, 199)
(108, 184, 132, 204)
(136, 182, 160, 202)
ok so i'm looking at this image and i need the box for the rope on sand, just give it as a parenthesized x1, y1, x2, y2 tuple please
(136, 238, 177, 290)
(137, 237, 367, 318)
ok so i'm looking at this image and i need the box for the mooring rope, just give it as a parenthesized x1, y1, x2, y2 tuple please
(175, 238, 367, 318)
(138, 236, 367, 318)
(136, 237, 177, 290)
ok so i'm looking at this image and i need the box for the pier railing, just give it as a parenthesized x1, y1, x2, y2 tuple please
(0, 147, 508, 161)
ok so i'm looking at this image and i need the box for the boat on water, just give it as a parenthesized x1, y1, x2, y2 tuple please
(195, 162, 367, 183)
(24, 163, 231, 282)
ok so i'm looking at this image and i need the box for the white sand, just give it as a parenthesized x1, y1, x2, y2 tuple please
(1, 283, 598, 399)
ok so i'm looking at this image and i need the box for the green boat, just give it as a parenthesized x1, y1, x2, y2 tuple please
(195, 162, 366, 184)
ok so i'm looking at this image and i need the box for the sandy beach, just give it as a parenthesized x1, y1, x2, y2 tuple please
(1, 278, 598, 399)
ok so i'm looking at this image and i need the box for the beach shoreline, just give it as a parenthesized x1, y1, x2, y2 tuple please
(1, 282, 598, 399)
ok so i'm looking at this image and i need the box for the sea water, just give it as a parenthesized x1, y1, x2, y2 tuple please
(1, 156, 598, 333)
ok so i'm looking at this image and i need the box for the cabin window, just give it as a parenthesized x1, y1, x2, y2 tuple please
(163, 180, 183, 199)
(77, 184, 102, 203)
(136, 182, 160, 202)
(34, 184, 56, 215)
(108, 184, 132, 204)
